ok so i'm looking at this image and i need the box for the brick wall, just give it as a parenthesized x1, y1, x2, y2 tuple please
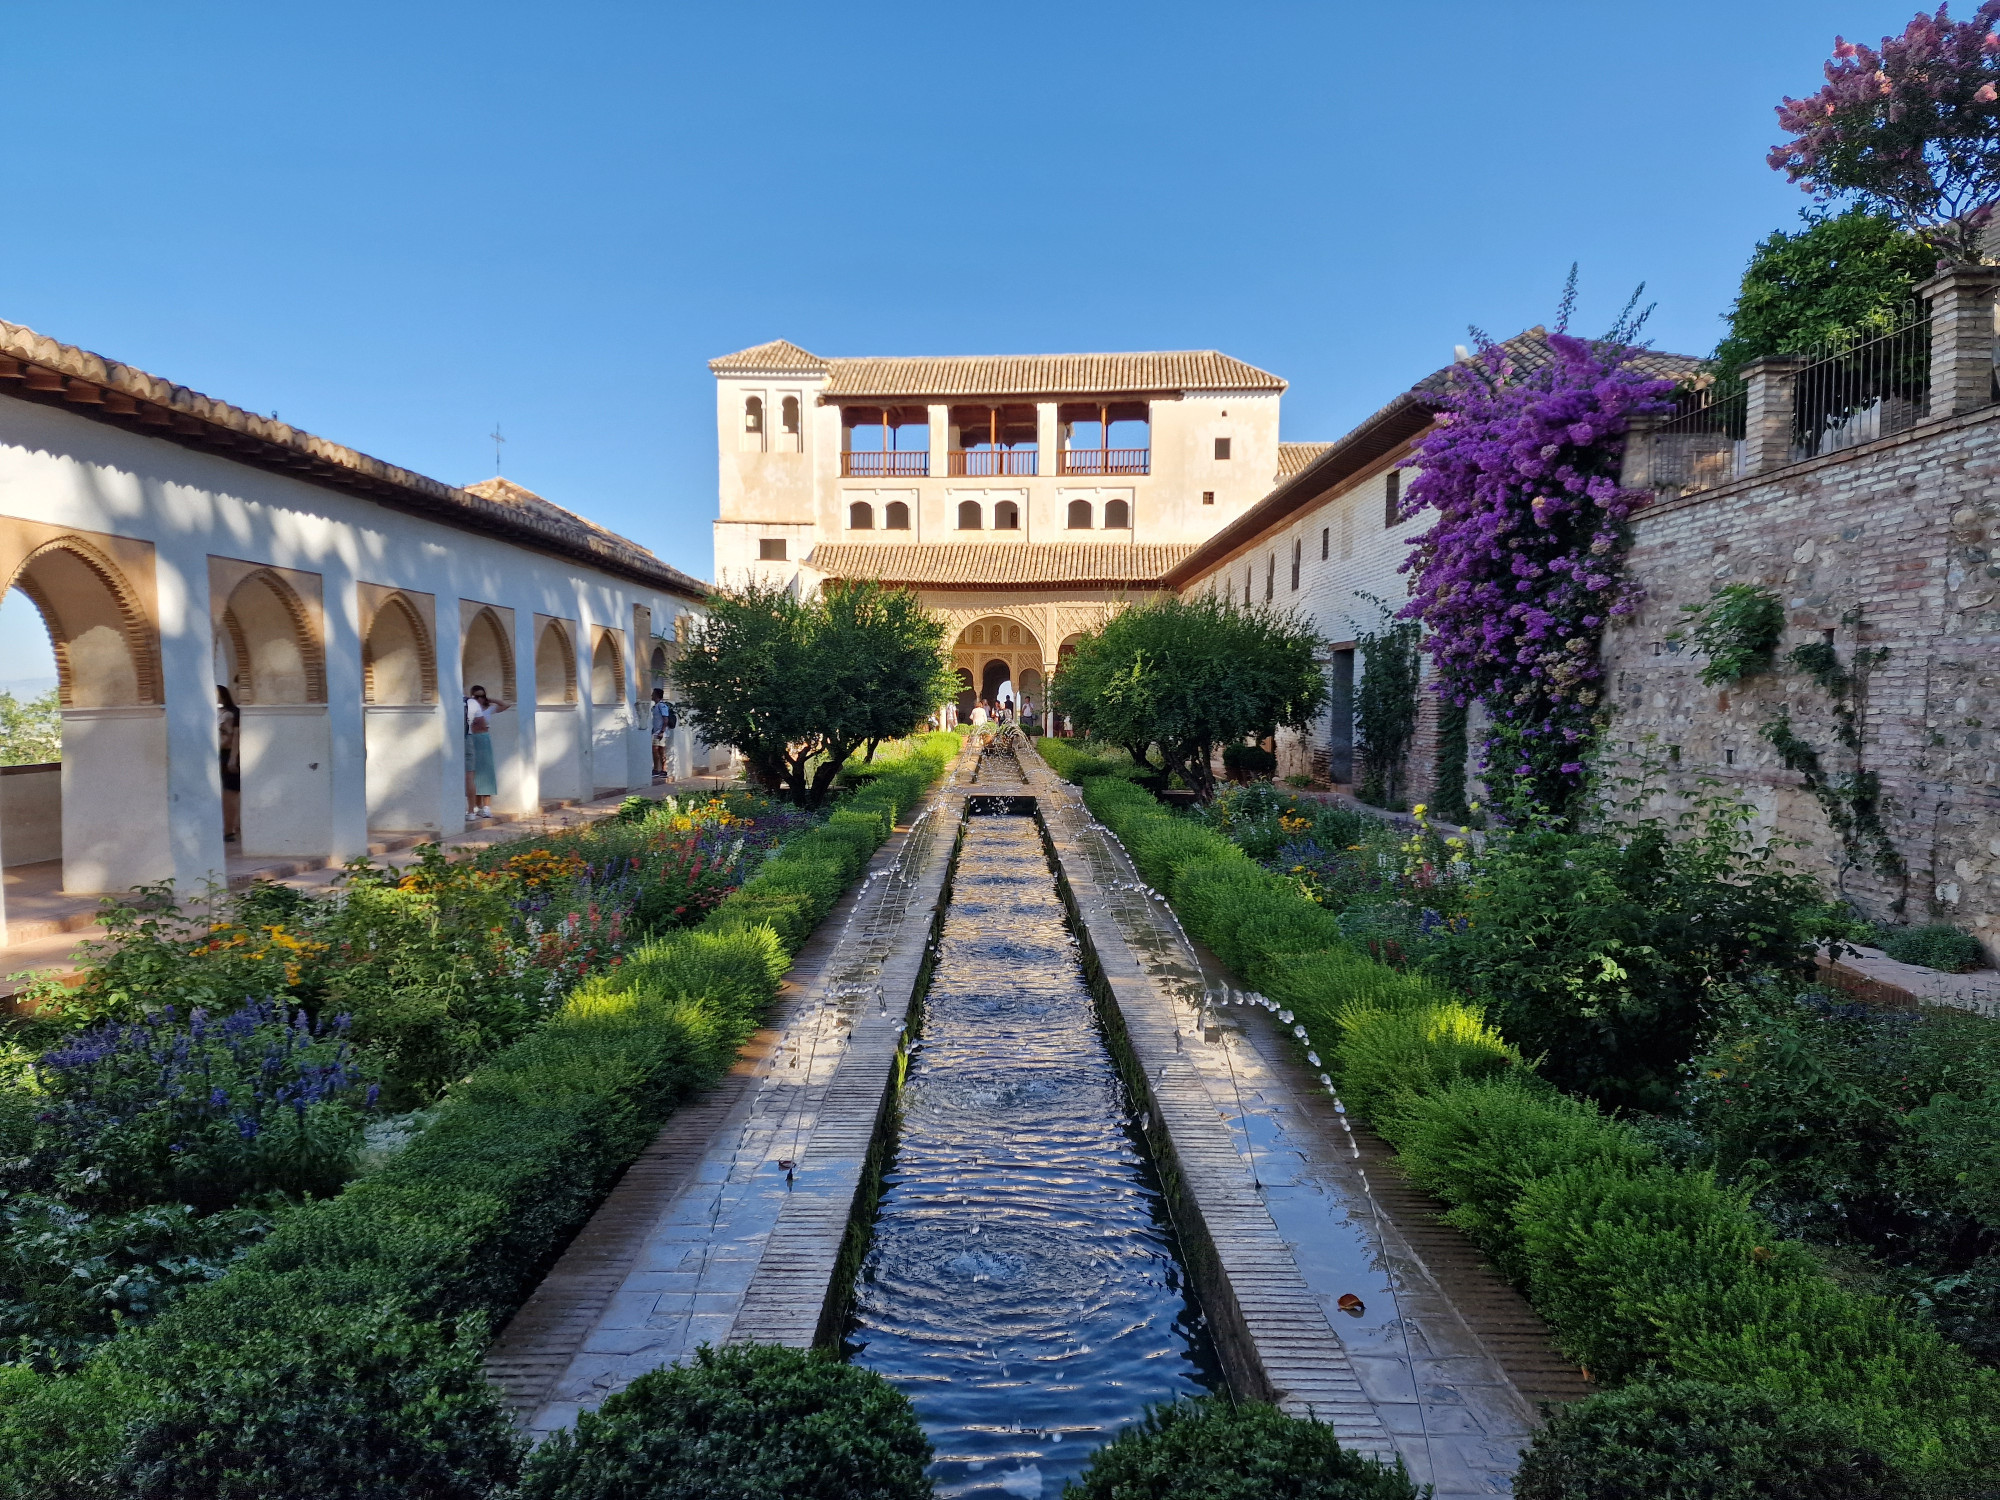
(1605, 404, 2000, 953)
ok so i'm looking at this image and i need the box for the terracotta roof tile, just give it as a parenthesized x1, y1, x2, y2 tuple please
(817, 350, 1284, 399)
(707, 339, 831, 374)
(806, 542, 1193, 588)
(1277, 441, 1333, 479)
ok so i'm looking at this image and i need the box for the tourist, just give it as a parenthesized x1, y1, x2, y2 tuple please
(650, 688, 675, 781)
(217, 686, 241, 844)
(970, 700, 988, 727)
(464, 684, 511, 819)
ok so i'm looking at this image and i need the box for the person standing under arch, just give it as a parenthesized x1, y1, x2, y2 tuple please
(464, 683, 511, 819)
(650, 687, 676, 781)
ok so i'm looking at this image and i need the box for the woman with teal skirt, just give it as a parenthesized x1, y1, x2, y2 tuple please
(464, 684, 511, 820)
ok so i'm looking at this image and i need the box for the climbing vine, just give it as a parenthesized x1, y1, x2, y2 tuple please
(1431, 700, 1471, 824)
(1400, 276, 1675, 814)
(1760, 624, 1904, 891)
(1353, 601, 1423, 810)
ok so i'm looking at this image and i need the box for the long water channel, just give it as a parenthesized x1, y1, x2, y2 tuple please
(845, 791, 1220, 1499)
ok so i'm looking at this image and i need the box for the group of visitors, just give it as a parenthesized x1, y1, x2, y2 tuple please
(932, 693, 1036, 732)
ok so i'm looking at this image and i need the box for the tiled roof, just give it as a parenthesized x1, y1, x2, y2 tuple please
(458, 476, 695, 588)
(1277, 442, 1333, 479)
(0, 316, 707, 599)
(807, 542, 1194, 588)
(707, 339, 831, 374)
(1412, 328, 1704, 394)
(819, 351, 1285, 399)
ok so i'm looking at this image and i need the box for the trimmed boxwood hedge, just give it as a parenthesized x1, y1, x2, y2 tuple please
(1061, 1398, 1420, 1500)
(1071, 763, 2000, 1495)
(0, 733, 962, 1500)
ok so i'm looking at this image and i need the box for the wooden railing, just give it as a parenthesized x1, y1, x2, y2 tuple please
(1059, 448, 1150, 476)
(841, 451, 930, 478)
(948, 449, 1038, 476)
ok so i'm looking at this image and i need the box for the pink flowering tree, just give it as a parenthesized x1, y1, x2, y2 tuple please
(1770, 3, 2000, 261)
(1399, 320, 1674, 813)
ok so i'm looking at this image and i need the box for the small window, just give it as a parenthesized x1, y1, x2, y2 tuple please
(885, 500, 911, 530)
(1384, 469, 1402, 528)
(994, 499, 1020, 530)
(781, 395, 801, 435)
(1214, 437, 1232, 461)
(1291, 538, 1301, 591)
(1104, 498, 1129, 529)
(1264, 554, 1275, 602)
(744, 396, 764, 433)
(1321, 526, 1329, 560)
(759, 538, 787, 561)
(1067, 499, 1093, 529)
(848, 501, 874, 530)
(958, 500, 983, 530)
(1202, 490, 1215, 505)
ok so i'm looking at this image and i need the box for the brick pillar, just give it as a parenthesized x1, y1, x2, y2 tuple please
(1742, 355, 1804, 475)
(1918, 263, 2000, 419)
(1620, 412, 1660, 490)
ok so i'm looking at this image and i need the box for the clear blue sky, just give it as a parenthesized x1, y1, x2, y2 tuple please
(0, 0, 1932, 630)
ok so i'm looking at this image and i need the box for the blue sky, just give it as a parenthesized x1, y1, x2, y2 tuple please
(0, 0, 1936, 662)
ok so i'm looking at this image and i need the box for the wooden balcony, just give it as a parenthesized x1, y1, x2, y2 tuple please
(948, 449, 1038, 477)
(1058, 448, 1150, 476)
(841, 451, 930, 478)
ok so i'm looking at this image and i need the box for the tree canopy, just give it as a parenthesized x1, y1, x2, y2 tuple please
(1713, 208, 1938, 375)
(1049, 593, 1326, 801)
(673, 580, 953, 805)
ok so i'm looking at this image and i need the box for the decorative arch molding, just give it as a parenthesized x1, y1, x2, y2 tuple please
(458, 599, 517, 704)
(590, 624, 627, 705)
(357, 583, 438, 705)
(534, 614, 579, 705)
(3, 529, 163, 707)
(212, 561, 327, 705)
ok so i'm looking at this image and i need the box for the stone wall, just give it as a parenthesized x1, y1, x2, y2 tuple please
(1604, 402, 2000, 953)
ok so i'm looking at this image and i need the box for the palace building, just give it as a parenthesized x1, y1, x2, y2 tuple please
(709, 339, 1322, 713)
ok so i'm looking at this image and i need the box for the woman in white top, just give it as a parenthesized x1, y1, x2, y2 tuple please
(464, 685, 511, 819)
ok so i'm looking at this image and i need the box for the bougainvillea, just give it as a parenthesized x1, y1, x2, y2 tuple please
(1399, 324, 1674, 811)
(1769, 3, 2000, 261)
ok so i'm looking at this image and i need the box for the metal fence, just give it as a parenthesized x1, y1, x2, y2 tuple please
(1789, 303, 1931, 462)
(1651, 383, 1746, 495)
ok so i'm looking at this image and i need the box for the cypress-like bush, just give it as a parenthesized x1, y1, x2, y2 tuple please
(517, 1344, 933, 1500)
(1060, 1398, 1420, 1500)
(1514, 1380, 1909, 1500)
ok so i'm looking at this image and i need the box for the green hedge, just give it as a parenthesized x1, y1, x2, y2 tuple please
(0, 733, 962, 1500)
(1068, 759, 2000, 1494)
(1036, 735, 1137, 785)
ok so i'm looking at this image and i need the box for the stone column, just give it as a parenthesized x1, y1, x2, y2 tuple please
(1620, 412, 1660, 490)
(1742, 355, 1805, 476)
(927, 403, 948, 479)
(1036, 402, 1059, 478)
(1919, 263, 2000, 419)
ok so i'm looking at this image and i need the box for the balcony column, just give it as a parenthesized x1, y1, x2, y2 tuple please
(1742, 355, 1804, 476)
(1919, 263, 2000, 419)
(1036, 402, 1058, 477)
(927, 404, 948, 479)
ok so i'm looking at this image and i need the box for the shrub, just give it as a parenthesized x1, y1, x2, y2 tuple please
(1514, 1379, 1910, 1500)
(1376, 1081, 1656, 1280)
(1879, 923, 1984, 973)
(517, 1344, 931, 1500)
(1039, 737, 1134, 784)
(1059, 1398, 1420, 1500)
(1333, 1000, 1522, 1122)
(1222, 743, 1277, 780)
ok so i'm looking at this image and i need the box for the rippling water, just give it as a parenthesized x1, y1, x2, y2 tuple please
(846, 814, 1219, 1499)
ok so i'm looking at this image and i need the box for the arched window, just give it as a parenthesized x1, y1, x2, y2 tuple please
(849, 501, 874, 530)
(993, 499, 1020, 530)
(1067, 499, 1093, 529)
(744, 396, 764, 433)
(781, 395, 800, 435)
(1103, 498, 1129, 529)
(885, 500, 911, 530)
(958, 500, 983, 530)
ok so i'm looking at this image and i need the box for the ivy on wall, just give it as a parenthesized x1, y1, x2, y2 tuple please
(1353, 601, 1423, 811)
(1431, 700, 1471, 824)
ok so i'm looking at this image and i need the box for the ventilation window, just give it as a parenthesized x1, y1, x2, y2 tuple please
(758, 538, 787, 561)
(1067, 499, 1094, 529)
(994, 499, 1020, 530)
(781, 395, 801, 434)
(1202, 490, 1215, 505)
(744, 396, 764, 433)
(1321, 526, 1329, 560)
(1214, 437, 1232, 461)
(958, 500, 983, 530)
(885, 500, 911, 530)
(1291, 538, 1302, 591)
(1384, 470, 1402, 528)
(1104, 498, 1130, 528)
(848, 501, 874, 530)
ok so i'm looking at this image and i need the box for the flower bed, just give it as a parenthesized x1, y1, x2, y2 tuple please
(0, 732, 961, 1498)
(1072, 770, 2000, 1495)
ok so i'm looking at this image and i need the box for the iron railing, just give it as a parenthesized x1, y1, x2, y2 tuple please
(1790, 304, 1931, 461)
(1651, 383, 1747, 496)
(841, 451, 929, 478)
(948, 449, 1038, 477)
(1058, 448, 1150, 476)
